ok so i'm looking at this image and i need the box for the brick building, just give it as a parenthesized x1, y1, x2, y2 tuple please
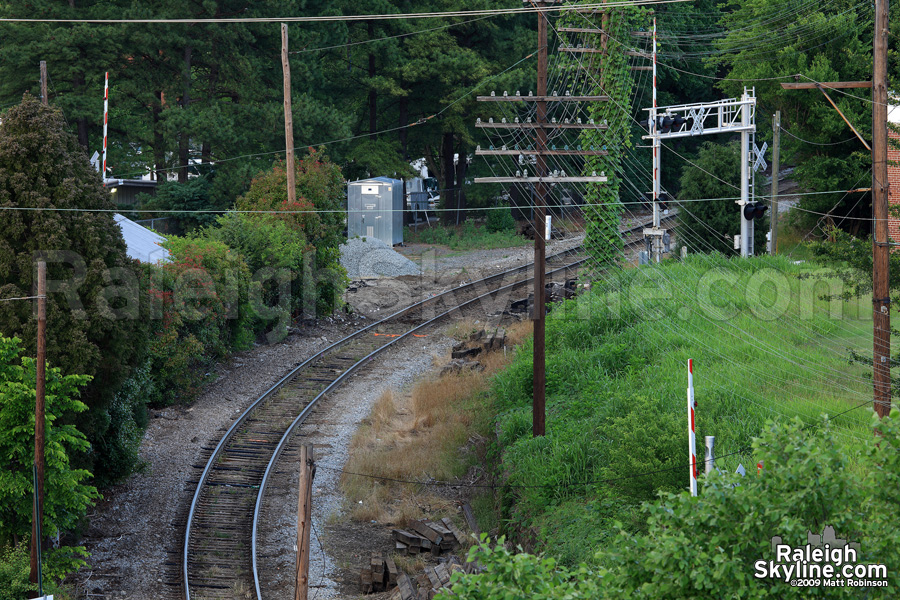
(889, 104, 900, 243)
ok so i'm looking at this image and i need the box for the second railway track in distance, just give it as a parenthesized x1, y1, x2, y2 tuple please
(179, 215, 672, 600)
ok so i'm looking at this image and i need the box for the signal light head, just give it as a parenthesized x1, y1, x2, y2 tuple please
(743, 202, 769, 220)
(659, 115, 674, 133)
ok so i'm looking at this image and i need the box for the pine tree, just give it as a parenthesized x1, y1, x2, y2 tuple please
(0, 95, 148, 485)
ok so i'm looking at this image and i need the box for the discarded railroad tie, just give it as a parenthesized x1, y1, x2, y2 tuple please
(359, 551, 399, 594)
(391, 519, 461, 556)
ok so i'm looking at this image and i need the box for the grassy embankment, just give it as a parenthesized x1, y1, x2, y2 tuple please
(491, 253, 874, 565)
(340, 253, 875, 569)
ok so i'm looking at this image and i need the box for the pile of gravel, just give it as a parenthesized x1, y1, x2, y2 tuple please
(340, 236, 421, 278)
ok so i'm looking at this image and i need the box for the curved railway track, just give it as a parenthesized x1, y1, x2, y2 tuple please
(181, 216, 672, 600)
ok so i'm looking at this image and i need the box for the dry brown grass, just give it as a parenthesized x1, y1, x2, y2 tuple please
(445, 318, 481, 341)
(392, 552, 426, 575)
(340, 319, 536, 525)
(371, 389, 395, 434)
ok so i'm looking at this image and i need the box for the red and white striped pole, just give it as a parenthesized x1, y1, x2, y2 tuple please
(687, 359, 698, 496)
(102, 72, 109, 184)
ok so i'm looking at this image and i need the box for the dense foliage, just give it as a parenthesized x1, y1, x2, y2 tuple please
(0, 336, 98, 546)
(0, 96, 147, 485)
(676, 141, 767, 255)
(446, 416, 900, 599)
(234, 150, 348, 317)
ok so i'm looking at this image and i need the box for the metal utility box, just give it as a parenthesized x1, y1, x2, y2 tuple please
(347, 177, 404, 245)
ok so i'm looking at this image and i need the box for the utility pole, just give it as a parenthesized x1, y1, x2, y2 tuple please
(650, 17, 662, 263)
(770, 111, 780, 255)
(29, 261, 46, 593)
(281, 24, 297, 206)
(474, 1, 611, 436)
(295, 445, 314, 600)
(532, 3, 548, 438)
(39, 61, 48, 106)
(740, 90, 752, 257)
(872, 0, 891, 418)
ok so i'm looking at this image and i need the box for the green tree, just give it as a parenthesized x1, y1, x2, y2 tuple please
(0, 336, 99, 546)
(712, 0, 874, 233)
(0, 96, 149, 485)
(676, 141, 767, 255)
(235, 149, 348, 315)
(141, 176, 218, 234)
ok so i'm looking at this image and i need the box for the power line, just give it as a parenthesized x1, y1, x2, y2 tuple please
(0, 1, 690, 25)
(288, 15, 493, 55)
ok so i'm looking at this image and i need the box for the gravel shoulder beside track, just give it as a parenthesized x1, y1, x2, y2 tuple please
(255, 334, 456, 599)
(74, 317, 366, 600)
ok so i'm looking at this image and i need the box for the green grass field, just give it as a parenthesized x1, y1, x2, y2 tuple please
(488, 254, 878, 565)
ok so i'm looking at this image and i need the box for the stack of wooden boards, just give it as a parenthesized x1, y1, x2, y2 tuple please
(359, 552, 399, 594)
(392, 555, 473, 600)
(391, 518, 465, 556)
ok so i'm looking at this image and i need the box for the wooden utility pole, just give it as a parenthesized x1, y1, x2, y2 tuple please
(29, 261, 46, 592)
(39, 61, 48, 106)
(770, 111, 780, 255)
(532, 4, 548, 438)
(281, 24, 297, 206)
(295, 444, 314, 600)
(872, 0, 891, 418)
(475, 2, 612, 435)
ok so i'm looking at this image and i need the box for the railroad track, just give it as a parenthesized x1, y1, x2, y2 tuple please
(179, 215, 673, 600)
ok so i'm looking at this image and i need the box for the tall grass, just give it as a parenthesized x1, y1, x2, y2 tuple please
(492, 254, 875, 562)
(339, 321, 532, 526)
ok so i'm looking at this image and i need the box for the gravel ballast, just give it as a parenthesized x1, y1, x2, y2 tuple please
(340, 237, 422, 278)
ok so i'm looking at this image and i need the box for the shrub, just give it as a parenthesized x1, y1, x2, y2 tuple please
(0, 336, 98, 545)
(439, 536, 601, 600)
(0, 542, 86, 600)
(485, 205, 516, 233)
(234, 149, 347, 315)
(597, 416, 900, 599)
(143, 237, 255, 405)
(207, 212, 315, 325)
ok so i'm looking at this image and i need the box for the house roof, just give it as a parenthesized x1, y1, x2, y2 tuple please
(113, 213, 170, 264)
